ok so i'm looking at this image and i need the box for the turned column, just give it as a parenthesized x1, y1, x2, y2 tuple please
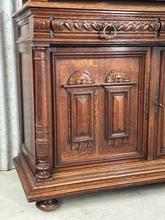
(33, 47, 52, 183)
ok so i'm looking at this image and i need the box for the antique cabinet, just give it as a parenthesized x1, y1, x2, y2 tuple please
(14, 0, 165, 211)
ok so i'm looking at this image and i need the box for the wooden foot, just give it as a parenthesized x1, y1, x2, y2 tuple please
(36, 199, 58, 211)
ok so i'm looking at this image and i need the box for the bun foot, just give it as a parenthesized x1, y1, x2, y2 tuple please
(36, 199, 58, 211)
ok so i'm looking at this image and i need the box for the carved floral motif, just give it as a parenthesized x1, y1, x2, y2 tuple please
(105, 70, 130, 83)
(67, 70, 95, 85)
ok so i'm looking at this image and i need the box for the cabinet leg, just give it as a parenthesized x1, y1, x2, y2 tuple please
(36, 199, 58, 211)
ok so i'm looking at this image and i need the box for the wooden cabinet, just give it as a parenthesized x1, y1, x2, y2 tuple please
(14, 0, 165, 211)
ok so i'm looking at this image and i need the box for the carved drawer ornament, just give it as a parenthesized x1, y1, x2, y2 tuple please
(67, 70, 95, 85)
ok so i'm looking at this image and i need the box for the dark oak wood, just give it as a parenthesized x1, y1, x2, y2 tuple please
(14, 0, 165, 211)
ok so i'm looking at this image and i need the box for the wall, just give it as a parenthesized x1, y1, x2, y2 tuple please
(0, 0, 22, 170)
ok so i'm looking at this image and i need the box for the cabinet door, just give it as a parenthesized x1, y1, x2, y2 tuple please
(150, 48, 165, 159)
(52, 47, 151, 167)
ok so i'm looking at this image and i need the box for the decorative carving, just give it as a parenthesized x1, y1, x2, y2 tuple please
(58, 21, 104, 32)
(107, 138, 128, 147)
(67, 70, 95, 85)
(71, 142, 95, 153)
(115, 21, 160, 32)
(105, 70, 130, 83)
(50, 17, 161, 37)
(34, 18, 50, 32)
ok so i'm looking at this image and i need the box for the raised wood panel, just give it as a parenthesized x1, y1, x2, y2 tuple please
(105, 86, 130, 140)
(70, 90, 95, 143)
(64, 85, 97, 152)
(52, 47, 150, 167)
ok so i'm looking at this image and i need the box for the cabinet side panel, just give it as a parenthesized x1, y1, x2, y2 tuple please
(19, 45, 35, 167)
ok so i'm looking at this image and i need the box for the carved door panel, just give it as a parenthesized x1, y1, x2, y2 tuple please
(52, 47, 150, 167)
(150, 48, 165, 159)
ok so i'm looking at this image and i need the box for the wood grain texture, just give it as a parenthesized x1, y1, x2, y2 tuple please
(14, 0, 165, 211)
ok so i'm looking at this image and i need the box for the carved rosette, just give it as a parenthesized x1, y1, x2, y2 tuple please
(33, 47, 52, 182)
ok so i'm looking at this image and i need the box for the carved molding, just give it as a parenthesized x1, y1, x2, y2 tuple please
(67, 70, 95, 85)
(50, 17, 161, 35)
(105, 70, 131, 83)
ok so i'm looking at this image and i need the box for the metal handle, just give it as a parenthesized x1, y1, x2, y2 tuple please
(155, 96, 163, 113)
(102, 24, 117, 40)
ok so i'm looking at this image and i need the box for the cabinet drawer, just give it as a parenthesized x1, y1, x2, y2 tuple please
(31, 11, 165, 44)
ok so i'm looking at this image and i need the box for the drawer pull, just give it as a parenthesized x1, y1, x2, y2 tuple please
(154, 95, 163, 113)
(102, 24, 117, 40)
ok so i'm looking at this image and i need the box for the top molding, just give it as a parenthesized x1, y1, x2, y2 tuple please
(22, 0, 165, 3)
(13, 0, 165, 19)
(17, 0, 165, 15)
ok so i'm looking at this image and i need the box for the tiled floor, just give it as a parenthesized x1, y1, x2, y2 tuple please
(0, 170, 165, 220)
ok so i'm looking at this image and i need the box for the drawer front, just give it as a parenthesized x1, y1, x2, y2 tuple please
(52, 47, 150, 167)
(30, 11, 165, 44)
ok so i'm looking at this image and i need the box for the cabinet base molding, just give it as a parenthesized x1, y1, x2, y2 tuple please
(14, 152, 165, 208)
